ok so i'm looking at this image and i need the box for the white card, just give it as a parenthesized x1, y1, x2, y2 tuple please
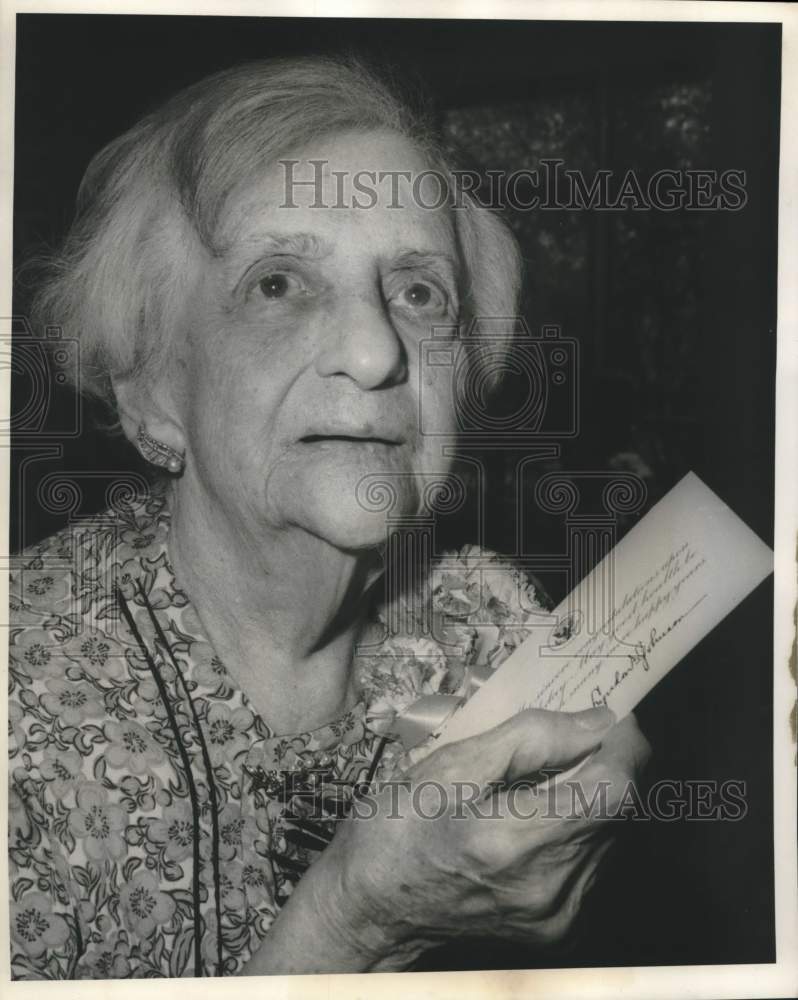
(431, 471, 773, 749)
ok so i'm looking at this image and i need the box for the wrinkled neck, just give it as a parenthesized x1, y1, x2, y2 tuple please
(166, 479, 384, 734)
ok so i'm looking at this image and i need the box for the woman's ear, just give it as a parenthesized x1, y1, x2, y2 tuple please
(112, 376, 187, 467)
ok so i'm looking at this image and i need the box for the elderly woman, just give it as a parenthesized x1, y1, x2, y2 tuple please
(9, 57, 649, 978)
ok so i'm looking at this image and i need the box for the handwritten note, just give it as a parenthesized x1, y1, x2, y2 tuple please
(429, 472, 773, 750)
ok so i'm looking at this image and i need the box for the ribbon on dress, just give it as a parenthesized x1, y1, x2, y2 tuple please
(368, 661, 496, 751)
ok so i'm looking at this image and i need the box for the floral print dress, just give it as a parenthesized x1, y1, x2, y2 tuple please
(8, 487, 549, 978)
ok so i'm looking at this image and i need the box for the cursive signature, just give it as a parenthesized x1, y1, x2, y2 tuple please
(589, 595, 706, 708)
(591, 642, 649, 707)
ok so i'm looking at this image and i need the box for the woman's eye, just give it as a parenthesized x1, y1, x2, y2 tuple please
(394, 280, 448, 315)
(405, 282, 432, 307)
(257, 272, 302, 300)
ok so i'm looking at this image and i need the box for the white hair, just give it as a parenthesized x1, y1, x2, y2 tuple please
(30, 56, 522, 411)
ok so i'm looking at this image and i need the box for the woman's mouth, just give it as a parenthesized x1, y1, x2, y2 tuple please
(299, 434, 401, 447)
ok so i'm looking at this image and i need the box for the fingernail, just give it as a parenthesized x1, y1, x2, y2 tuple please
(572, 706, 616, 731)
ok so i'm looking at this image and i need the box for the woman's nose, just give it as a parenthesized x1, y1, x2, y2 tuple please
(314, 296, 407, 389)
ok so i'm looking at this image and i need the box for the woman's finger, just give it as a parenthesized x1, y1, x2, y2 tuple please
(411, 706, 618, 788)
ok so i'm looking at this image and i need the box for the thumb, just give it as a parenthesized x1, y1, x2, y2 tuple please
(502, 707, 616, 783)
(416, 706, 616, 786)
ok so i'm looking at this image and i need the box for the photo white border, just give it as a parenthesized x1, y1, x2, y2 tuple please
(0, 2, 795, 998)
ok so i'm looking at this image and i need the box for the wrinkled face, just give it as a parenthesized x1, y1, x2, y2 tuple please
(171, 129, 460, 550)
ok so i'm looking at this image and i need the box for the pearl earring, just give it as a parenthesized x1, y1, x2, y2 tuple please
(136, 424, 185, 475)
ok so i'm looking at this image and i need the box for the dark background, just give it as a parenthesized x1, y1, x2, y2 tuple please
(11, 15, 779, 970)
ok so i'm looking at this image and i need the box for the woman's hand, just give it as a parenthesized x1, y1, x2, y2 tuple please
(245, 707, 650, 974)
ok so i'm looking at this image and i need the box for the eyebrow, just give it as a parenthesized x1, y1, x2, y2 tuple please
(390, 249, 460, 281)
(229, 231, 335, 262)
